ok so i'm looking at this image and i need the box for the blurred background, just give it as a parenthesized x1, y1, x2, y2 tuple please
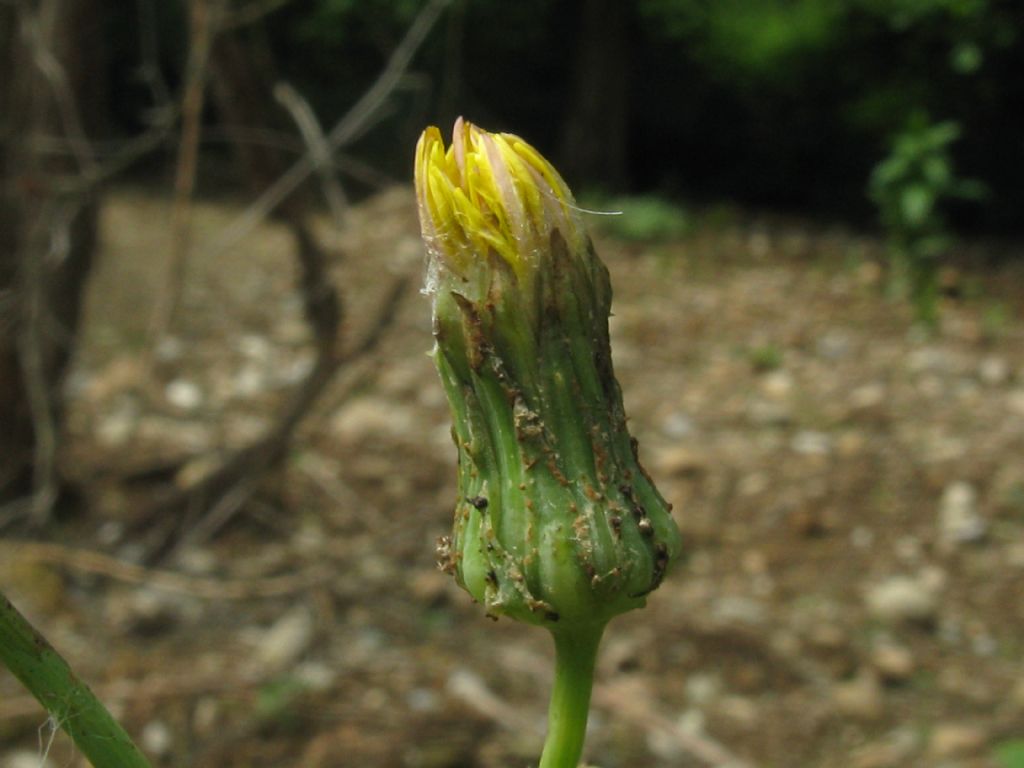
(2, 1, 1023, 766)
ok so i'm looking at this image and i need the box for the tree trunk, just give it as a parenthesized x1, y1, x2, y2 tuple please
(0, 0, 106, 518)
(558, 0, 633, 189)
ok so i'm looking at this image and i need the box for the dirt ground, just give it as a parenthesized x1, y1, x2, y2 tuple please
(2, 186, 1024, 768)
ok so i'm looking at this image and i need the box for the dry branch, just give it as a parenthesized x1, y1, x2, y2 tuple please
(129, 3, 437, 559)
(147, 0, 225, 351)
(0, 0, 106, 523)
(274, 81, 349, 229)
(136, 276, 407, 563)
(211, 0, 451, 255)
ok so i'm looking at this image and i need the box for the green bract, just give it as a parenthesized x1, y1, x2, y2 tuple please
(416, 118, 681, 631)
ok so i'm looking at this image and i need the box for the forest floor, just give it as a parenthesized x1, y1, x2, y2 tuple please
(2, 186, 1024, 768)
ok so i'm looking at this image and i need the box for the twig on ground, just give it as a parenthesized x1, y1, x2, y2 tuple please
(0, 540, 331, 600)
(591, 680, 752, 768)
(0, 667, 274, 721)
(138, 276, 408, 562)
(446, 668, 540, 736)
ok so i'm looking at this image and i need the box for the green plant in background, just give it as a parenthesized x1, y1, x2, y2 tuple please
(980, 299, 1011, 341)
(995, 738, 1024, 768)
(748, 343, 784, 372)
(416, 119, 682, 767)
(0, 591, 152, 768)
(868, 113, 985, 326)
(584, 195, 692, 243)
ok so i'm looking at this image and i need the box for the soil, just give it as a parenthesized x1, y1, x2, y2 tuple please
(2, 186, 1024, 768)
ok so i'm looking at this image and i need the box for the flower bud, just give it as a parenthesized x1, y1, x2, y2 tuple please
(416, 118, 681, 629)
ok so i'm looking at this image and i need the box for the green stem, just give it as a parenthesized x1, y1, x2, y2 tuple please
(0, 590, 152, 768)
(538, 624, 605, 768)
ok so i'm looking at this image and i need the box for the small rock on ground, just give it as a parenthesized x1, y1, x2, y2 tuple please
(938, 481, 986, 546)
(831, 673, 885, 720)
(865, 575, 939, 624)
(253, 605, 316, 673)
(928, 723, 988, 759)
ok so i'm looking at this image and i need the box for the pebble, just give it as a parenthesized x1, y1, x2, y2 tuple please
(712, 596, 767, 625)
(746, 399, 792, 426)
(848, 382, 886, 411)
(1008, 389, 1024, 417)
(831, 673, 885, 720)
(136, 416, 210, 452)
(978, 356, 1010, 385)
(331, 397, 418, 442)
(239, 334, 272, 361)
(647, 725, 686, 762)
(807, 623, 847, 650)
(410, 569, 451, 605)
(406, 687, 440, 713)
(760, 370, 793, 398)
(871, 643, 915, 682)
(816, 330, 852, 360)
(176, 547, 218, 575)
(654, 446, 708, 478)
(1007, 541, 1024, 569)
(661, 411, 696, 438)
(165, 378, 203, 411)
(96, 396, 140, 447)
(141, 719, 173, 758)
(865, 575, 938, 624)
(970, 631, 997, 657)
(155, 335, 185, 362)
(857, 260, 882, 286)
(851, 526, 875, 549)
(232, 363, 268, 397)
(737, 472, 769, 497)
(851, 728, 918, 768)
(917, 374, 944, 398)
(294, 661, 337, 691)
(894, 535, 924, 562)
(83, 356, 145, 403)
(837, 430, 867, 456)
(275, 353, 315, 386)
(3, 752, 56, 768)
(685, 672, 722, 706)
(938, 481, 986, 546)
(253, 605, 316, 673)
(676, 707, 706, 736)
(791, 430, 832, 456)
(907, 347, 949, 374)
(714, 695, 760, 729)
(192, 697, 221, 735)
(1011, 678, 1024, 711)
(927, 723, 987, 759)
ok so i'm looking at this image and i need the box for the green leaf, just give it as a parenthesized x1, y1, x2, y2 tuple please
(900, 184, 934, 226)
